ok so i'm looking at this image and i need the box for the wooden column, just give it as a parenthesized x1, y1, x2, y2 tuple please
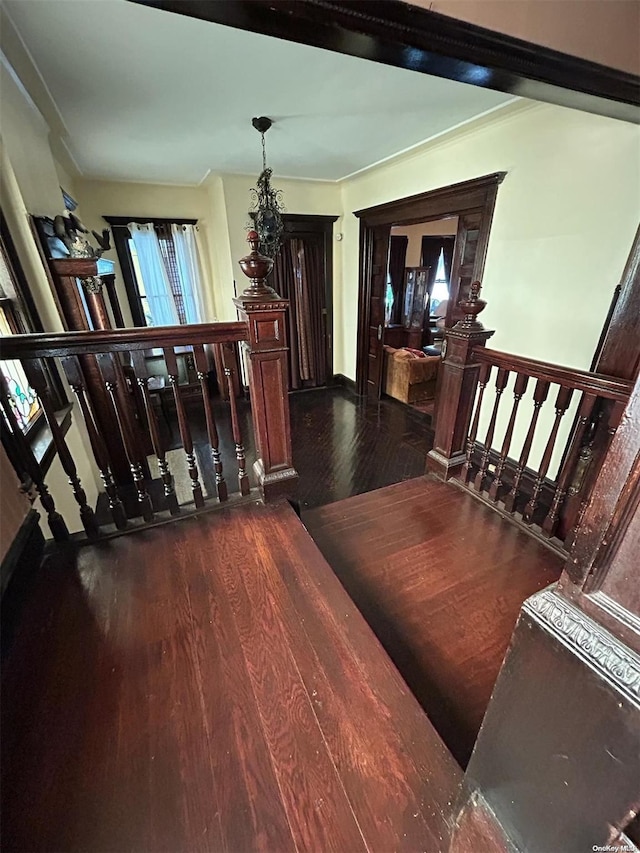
(426, 283, 494, 480)
(233, 230, 298, 502)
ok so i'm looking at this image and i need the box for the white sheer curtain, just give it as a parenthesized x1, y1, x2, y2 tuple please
(171, 223, 205, 323)
(127, 223, 179, 326)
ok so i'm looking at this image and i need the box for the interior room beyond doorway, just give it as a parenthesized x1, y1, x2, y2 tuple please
(384, 217, 458, 416)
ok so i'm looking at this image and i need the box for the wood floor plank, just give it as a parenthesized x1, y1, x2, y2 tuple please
(303, 476, 564, 767)
(247, 505, 461, 851)
(215, 520, 370, 853)
(172, 518, 297, 853)
(3, 495, 471, 852)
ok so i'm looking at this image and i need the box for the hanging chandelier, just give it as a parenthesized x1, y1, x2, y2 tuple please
(248, 116, 285, 259)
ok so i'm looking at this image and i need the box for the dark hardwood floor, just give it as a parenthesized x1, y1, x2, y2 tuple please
(1, 502, 461, 853)
(303, 476, 565, 768)
(105, 385, 433, 519)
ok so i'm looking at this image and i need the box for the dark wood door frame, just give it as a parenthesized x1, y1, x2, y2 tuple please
(354, 172, 506, 396)
(281, 214, 338, 387)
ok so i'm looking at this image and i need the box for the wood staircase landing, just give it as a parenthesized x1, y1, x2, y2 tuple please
(1, 500, 461, 853)
(303, 475, 565, 767)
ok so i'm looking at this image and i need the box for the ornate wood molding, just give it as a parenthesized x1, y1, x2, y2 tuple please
(524, 588, 640, 708)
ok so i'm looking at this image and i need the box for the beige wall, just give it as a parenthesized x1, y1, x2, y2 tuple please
(410, 0, 640, 76)
(1, 64, 101, 534)
(212, 172, 344, 368)
(391, 219, 458, 267)
(339, 101, 639, 379)
(340, 101, 639, 474)
(73, 172, 343, 331)
(73, 178, 221, 323)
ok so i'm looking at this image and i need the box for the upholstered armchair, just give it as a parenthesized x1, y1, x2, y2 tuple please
(383, 346, 440, 404)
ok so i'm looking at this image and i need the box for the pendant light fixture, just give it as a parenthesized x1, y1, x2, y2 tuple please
(248, 116, 285, 259)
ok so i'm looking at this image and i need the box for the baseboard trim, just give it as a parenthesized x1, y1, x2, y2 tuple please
(332, 373, 358, 395)
(1, 509, 43, 599)
(1, 509, 45, 658)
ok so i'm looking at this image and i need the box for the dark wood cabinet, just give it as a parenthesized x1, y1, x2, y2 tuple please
(402, 266, 430, 330)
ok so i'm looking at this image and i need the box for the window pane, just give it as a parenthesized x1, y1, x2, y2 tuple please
(158, 237, 186, 324)
(0, 306, 42, 433)
(431, 248, 449, 308)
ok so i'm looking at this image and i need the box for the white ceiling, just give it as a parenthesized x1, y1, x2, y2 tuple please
(3, 0, 515, 184)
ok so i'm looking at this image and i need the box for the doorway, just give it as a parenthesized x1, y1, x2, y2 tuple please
(355, 173, 505, 398)
(383, 218, 458, 417)
(271, 214, 338, 390)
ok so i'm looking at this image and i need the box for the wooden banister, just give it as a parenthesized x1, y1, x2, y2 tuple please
(454, 340, 633, 546)
(426, 282, 494, 480)
(0, 322, 249, 359)
(473, 348, 633, 403)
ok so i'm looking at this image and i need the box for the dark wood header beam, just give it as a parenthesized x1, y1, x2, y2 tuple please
(131, 0, 639, 123)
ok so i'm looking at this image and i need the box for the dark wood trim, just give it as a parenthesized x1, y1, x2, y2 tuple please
(1, 508, 45, 663)
(1, 214, 68, 411)
(0, 322, 249, 360)
(473, 347, 634, 402)
(590, 224, 640, 381)
(354, 173, 506, 225)
(282, 214, 339, 229)
(355, 173, 504, 395)
(132, 1, 639, 123)
(109, 223, 147, 327)
(0, 509, 44, 596)
(102, 216, 198, 227)
(1, 211, 44, 334)
(282, 213, 338, 386)
(331, 373, 358, 395)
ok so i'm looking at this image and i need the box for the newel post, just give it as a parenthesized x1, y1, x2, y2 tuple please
(234, 230, 299, 502)
(426, 282, 494, 480)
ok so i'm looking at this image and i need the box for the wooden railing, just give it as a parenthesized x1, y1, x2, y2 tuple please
(427, 284, 633, 547)
(1, 317, 298, 542)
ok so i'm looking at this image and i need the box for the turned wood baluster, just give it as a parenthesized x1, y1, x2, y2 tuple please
(164, 347, 205, 508)
(0, 372, 69, 541)
(193, 344, 228, 502)
(489, 372, 529, 502)
(523, 385, 573, 523)
(503, 378, 551, 514)
(96, 352, 154, 522)
(224, 358, 250, 497)
(24, 358, 99, 538)
(541, 392, 597, 538)
(473, 367, 509, 492)
(130, 351, 179, 516)
(565, 398, 626, 552)
(461, 362, 491, 483)
(61, 356, 127, 530)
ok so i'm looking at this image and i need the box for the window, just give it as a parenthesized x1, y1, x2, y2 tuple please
(106, 217, 203, 328)
(0, 211, 68, 473)
(430, 248, 449, 312)
(0, 226, 43, 434)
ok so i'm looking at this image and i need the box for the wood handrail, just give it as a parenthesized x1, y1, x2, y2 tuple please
(472, 347, 633, 403)
(0, 322, 249, 359)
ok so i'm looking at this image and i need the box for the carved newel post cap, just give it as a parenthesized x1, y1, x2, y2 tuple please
(238, 229, 280, 300)
(454, 281, 487, 331)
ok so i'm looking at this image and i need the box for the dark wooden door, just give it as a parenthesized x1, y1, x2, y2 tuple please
(365, 224, 391, 399)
